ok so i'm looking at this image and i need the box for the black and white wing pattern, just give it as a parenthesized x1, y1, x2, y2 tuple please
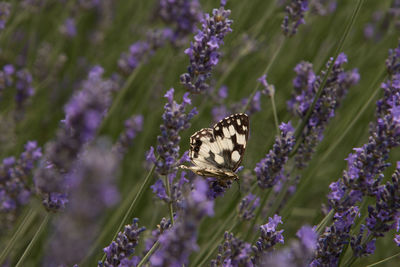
(180, 113, 249, 180)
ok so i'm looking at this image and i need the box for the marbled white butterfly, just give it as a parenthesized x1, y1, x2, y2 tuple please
(180, 113, 249, 180)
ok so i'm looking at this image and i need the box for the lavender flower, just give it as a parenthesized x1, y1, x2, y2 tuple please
(15, 69, 34, 108)
(118, 29, 172, 75)
(0, 2, 11, 30)
(210, 232, 253, 267)
(180, 1, 233, 93)
(113, 114, 144, 157)
(314, 43, 400, 265)
(148, 88, 196, 205)
(0, 141, 42, 230)
(59, 18, 77, 38)
(348, 162, 400, 258)
(395, 234, 400, 246)
(288, 54, 360, 169)
(282, 0, 309, 36)
(149, 178, 214, 266)
(313, 206, 360, 266)
(156, 0, 202, 44)
(258, 74, 275, 97)
(45, 143, 119, 266)
(262, 225, 317, 266)
(310, 0, 337, 16)
(34, 66, 117, 211)
(99, 218, 145, 267)
(143, 217, 171, 255)
(252, 214, 284, 263)
(364, 1, 400, 41)
(238, 193, 260, 221)
(255, 122, 295, 189)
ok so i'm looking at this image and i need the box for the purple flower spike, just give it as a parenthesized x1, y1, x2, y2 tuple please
(150, 178, 214, 266)
(154, 88, 197, 178)
(34, 66, 118, 211)
(255, 122, 295, 189)
(0, 141, 42, 230)
(258, 74, 275, 96)
(113, 114, 144, 157)
(210, 232, 253, 267)
(288, 55, 359, 169)
(282, 0, 309, 36)
(45, 143, 120, 266)
(99, 218, 146, 267)
(314, 42, 400, 265)
(180, 4, 233, 93)
(252, 214, 284, 263)
(0, 2, 11, 30)
(238, 193, 260, 221)
(59, 18, 77, 38)
(156, 0, 202, 43)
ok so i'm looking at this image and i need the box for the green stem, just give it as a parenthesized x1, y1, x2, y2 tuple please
(245, 188, 271, 241)
(270, 92, 280, 135)
(291, 0, 364, 151)
(100, 162, 156, 263)
(15, 214, 50, 267)
(241, 35, 285, 114)
(165, 175, 175, 225)
(98, 65, 142, 134)
(316, 209, 334, 234)
(137, 240, 160, 267)
(0, 209, 37, 265)
(365, 252, 400, 267)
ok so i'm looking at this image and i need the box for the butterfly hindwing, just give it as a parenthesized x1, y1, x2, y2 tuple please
(186, 113, 249, 180)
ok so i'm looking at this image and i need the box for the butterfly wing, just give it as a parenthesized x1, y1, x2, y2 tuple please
(212, 113, 249, 171)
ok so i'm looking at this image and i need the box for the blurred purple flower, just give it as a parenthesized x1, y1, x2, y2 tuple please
(15, 69, 34, 108)
(156, 0, 202, 44)
(150, 178, 214, 266)
(0, 2, 11, 30)
(34, 66, 117, 211)
(364, 2, 400, 42)
(44, 142, 119, 266)
(288, 53, 359, 169)
(258, 74, 275, 96)
(113, 114, 144, 157)
(180, 1, 233, 93)
(255, 122, 295, 189)
(0, 141, 42, 230)
(282, 0, 308, 36)
(210, 232, 253, 267)
(238, 193, 260, 221)
(99, 218, 145, 267)
(118, 29, 172, 76)
(59, 18, 77, 38)
(143, 217, 171, 255)
(310, 0, 337, 16)
(262, 225, 317, 267)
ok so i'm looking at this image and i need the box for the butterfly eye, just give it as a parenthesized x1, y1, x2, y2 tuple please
(194, 147, 200, 152)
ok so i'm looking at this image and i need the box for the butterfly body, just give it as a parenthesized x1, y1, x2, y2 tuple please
(180, 113, 249, 181)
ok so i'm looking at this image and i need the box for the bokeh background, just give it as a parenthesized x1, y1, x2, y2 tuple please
(0, 0, 400, 266)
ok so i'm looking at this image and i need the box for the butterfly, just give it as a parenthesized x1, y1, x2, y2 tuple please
(180, 113, 249, 181)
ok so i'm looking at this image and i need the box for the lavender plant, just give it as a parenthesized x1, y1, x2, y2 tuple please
(2, 1, 400, 267)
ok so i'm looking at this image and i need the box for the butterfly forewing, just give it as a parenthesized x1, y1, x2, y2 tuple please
(188, 113, 249, 179)
(212, 113, 249, 171)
